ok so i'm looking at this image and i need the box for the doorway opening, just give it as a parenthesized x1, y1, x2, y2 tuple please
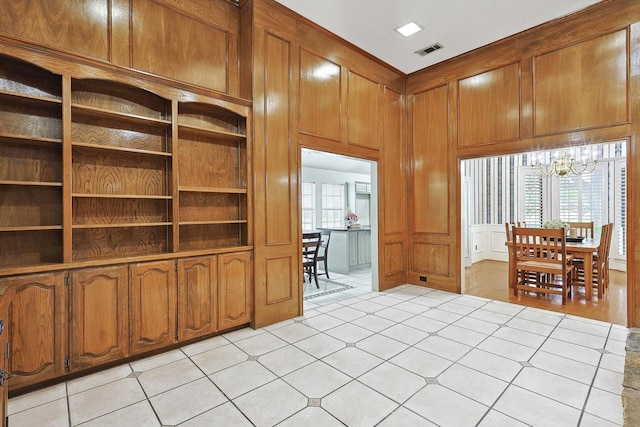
(460, 141, 628, 325)
(300, 148, 379, 306)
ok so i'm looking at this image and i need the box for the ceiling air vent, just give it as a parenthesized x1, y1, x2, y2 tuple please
(415, 43, 443, 57)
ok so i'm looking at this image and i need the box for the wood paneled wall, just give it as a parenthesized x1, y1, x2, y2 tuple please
(0, 0, 240, 97)
(244, 0, 406, 326)
(407, 0, 640, 326)
(6, 0, 639, 327)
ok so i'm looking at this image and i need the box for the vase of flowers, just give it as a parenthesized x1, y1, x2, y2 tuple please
(542, 219, 569, 230)
(542, 219, 569, 240)
(344, 208, 359, 228)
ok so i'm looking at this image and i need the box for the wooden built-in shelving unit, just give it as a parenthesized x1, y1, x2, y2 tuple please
(0, 55, 251, 272)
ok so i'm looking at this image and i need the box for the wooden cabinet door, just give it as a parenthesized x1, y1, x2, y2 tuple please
(4, 272, 66, 391)
(218, 252, 252, 330)
(349, 232, 359, 267)
(130, 260, 177, 355)
(0, 285, 14, 426)
(177, 256, 217, 341)
(358, 231, 372, 265)
(70, 266, 129, 371)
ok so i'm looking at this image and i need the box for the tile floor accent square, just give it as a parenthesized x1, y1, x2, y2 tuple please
(9, 282, 627, 427)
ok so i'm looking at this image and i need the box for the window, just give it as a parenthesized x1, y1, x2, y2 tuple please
(301, 182, 315, 231)
(321, 183, 344, 228)
(556, 165, 605, 236)
(614, 160, 626, 257)
(522, 172, 544, 227)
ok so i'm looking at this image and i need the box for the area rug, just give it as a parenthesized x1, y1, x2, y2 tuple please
(303, 279, 354, 300)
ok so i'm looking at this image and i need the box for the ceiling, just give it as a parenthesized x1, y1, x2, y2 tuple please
(274, 0, 602, 74)
(302, 148, 371, 175)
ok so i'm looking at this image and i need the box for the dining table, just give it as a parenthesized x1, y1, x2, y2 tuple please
(507, 236, 600, 300)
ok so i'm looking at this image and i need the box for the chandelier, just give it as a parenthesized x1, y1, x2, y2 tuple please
(531, 149, 597, 177)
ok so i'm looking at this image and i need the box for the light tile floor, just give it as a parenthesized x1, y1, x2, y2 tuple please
(9, 268, 627, 426)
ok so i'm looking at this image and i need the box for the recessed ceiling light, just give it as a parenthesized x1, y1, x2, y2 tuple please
(395, 21, 423, 37)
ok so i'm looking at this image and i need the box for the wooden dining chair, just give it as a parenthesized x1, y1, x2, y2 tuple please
(511, 227, 574, 304)
(573, 223, 613, 298)
(302, 232, 322, 288)
(567, 221, 594, 238)
(505, 222, 514, 241)
(316, 230, 331, 279)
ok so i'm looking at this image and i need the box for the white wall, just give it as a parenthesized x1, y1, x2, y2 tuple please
(470, 224, 510, 264)
(302, 167, 370, 186)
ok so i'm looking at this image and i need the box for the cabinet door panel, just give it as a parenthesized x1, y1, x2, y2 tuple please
(130, 260, 176, 354)
(70, 266, 129, 371)
(178, 256, 217, 341)
(218, 252, 252, 330)
(4, 273, 66, 391)
(0, 286, 13, 426)
(349, 233, 359, 267)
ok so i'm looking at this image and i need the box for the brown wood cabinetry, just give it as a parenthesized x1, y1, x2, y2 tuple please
(70, 266, 129, 371)
(3, 273, 66, 391)
(0, 56, 63, 269)
(177, 256, 218, 341)
(0, 285, 14, 427)
(218, 252, 252, 330)
(0, 54, 251, 275)
(71, 79, 173, 261)
(130, 260, 176, 354)
(177, 102, 249, 252)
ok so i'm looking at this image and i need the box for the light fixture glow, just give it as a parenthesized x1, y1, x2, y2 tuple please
(531, 149, 598, 177)
(395, 21, 423, 37)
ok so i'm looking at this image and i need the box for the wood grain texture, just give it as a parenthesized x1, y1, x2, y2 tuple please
(411, 86, 449, 234)
(0, 143, 62, 183)
(177, 256, 217, 340)
(129, 260, 176, 354)
(413, 242, 450, 276)
(131, 0, 229, 92)
(264, 33, 293, 245)
(0, 187, 62, 227)
(72, 226, 169, 260)
(347, 70, 379, 149)
(249, 10, 302, 328)
(534, 29, 628, 135)
(72, 148, 168, 196)
(0, 0, 109, 60)
(179, 102, 244, 135)
(457, 63, 520, 147)
(218, 251, 252, 330)
(383, 242, 404, 275)
(0, 284, 13, 419)
(72, 79, 170, 120)
(70, 265, 129, 370)
(0, 55, 62, 100)
(299, 49, 341, 141)
(177, 136, 241, 189)
(72, 198, 169, 225)
(0, 230, 62, 268)
(179, 193, 244, 222)
(179, 223, 245, 250)
(5, 272, 66, 391)
(0, 102, 62, 141)
(381, 87, 404, 235)
(72, 119, 169, 153)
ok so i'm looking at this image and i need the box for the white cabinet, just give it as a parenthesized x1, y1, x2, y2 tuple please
(324, 229, 372, 274)
(349, 232, 359, 267)
(357, 231, 372, 265)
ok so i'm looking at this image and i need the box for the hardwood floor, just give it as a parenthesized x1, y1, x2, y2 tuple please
(464, 260, 627, 326)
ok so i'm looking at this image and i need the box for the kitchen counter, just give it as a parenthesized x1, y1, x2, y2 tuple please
(318, 228, 371, 274)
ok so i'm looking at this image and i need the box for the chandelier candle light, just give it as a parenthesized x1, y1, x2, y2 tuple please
(531, 148, 597, 177)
